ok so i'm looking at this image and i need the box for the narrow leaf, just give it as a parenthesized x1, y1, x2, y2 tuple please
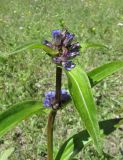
(0, 101, 45, 138)
(10, 43, 43, 54)
(1, 42, 58, 58)
(88, 61, 123, 86)
(55, 118, 122, 160)
(0, 147, 14, 160)
(65, 66, 102, 154)
(81, 42, 108, 52)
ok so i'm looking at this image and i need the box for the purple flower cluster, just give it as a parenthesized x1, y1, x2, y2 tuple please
(43, 30, 81, 70)
(43, 89, 71, 107)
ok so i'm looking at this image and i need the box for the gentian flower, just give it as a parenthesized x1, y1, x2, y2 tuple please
(43, 29, 81, 70)
(44, 89, 71, 107)
(62, 61, 75, 71)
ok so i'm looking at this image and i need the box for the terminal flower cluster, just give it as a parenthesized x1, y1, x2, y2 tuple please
(43, 29, 81, 70)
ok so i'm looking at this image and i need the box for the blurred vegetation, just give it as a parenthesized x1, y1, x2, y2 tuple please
(0, 0, 123, 159)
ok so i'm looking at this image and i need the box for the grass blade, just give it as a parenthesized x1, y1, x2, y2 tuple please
(0, 101, 45, 138)
(88, 61, 123, 86)
(65, 66, 102, 154)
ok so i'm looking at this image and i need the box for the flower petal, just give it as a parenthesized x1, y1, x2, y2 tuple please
(62, 61, 75, 71)
(52, 30, 62, 46)
(63, 32, 75, 46)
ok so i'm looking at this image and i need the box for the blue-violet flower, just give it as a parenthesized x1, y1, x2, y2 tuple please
(43, 29, 81, 70)
(44, 89, 71, 107)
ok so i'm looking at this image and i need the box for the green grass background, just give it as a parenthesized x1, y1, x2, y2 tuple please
(0, 0, 123, 159)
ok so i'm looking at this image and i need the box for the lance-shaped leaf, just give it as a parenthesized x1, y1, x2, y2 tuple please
(0, 101, 45, 138)
(55, 118, 122, 160)
(65, 66, 102, 154)
(88, 61, 123, 87)
(1, 42, 58, 58)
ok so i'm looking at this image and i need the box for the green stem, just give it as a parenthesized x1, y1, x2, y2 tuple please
(55, 66, 62, 109)
(47, 66, 62, 160)
(47, 110, 57, 160)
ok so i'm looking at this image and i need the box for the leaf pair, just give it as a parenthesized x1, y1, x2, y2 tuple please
(65, 61, 123, 155)
(0, 41, 107, 60)
(0, 100, 122, 160)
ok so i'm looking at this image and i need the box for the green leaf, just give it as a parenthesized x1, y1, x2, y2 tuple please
(0, 147, 14, 160)
(65, 66, 102, 154)
(81, 42, 108, 52)
(55, 118, 122, 160)
(1, 42, 58, 58)
(0, 101, 45, 138)
(88, 61, 123, 86)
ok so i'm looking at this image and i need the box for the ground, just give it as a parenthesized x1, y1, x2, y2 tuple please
(0, 0, 123, 159)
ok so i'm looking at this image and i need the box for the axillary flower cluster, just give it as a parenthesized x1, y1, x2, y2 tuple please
(44, 89, 71, 107)
(43, 29, 81, 70)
